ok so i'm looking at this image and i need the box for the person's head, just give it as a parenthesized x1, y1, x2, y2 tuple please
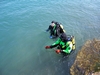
(51, 21, 55, 23)
(51, 21, 55, 27)
(55, 22, 60, 25)
(59, 33, 67, 42)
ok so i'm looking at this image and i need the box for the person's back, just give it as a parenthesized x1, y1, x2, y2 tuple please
(55, 22, 66, 37)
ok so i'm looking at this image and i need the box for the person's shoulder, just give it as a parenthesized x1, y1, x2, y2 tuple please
(49, 25, 52, 27)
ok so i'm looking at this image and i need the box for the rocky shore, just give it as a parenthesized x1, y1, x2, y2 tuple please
(70, 39, 100, 75)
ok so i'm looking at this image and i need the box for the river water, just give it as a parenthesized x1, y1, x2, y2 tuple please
(0, 0, 100, 75)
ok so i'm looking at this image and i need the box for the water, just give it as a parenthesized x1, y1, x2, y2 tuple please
(0, 0, 100, 75)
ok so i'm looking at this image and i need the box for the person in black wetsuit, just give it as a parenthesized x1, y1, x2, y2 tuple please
(46, 21, 65, 39)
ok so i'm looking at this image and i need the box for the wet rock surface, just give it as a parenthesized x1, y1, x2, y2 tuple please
(70, 39, 100, 75)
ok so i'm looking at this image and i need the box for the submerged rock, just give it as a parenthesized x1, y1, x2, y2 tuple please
(70, 39, 100, 75)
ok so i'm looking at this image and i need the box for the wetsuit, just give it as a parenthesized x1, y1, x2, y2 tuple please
(46, 24, 65, 38)
(50, 38, 73, 54)
(46, 24, 56, 37)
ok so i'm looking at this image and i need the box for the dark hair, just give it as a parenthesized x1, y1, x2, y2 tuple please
(55, 22, 60, 25)
(51, 21, 55, 23)
(59, 33, 67, 41)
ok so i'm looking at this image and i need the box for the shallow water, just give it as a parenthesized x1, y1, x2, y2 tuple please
(0, 0, 100, 75)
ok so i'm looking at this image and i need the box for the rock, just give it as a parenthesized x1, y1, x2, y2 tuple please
(92, 72, 100, 75)
(70, 39, 100, 75)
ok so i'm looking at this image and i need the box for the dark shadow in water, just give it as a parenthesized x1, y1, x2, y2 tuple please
(54, 55, 70, 75)
(56, 50, 76, 75)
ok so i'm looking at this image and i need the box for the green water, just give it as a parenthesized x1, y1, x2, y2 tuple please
(0, 0, 100, 75)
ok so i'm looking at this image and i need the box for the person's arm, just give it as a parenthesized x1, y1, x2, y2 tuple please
(46, 25, 51, 32)
(50, 38, 61, 48)
(45, 38, 61, 49)
(62, 41, 73, 54)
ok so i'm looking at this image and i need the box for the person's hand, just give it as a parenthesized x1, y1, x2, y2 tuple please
(46, 30, 48, 32)
(55, 49, 61, 54)
(45, 46, 50, 49)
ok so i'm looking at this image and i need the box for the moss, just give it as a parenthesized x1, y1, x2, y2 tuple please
(94, 63, 100, 72)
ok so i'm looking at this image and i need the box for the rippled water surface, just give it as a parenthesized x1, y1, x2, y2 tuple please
(0, 0, 100, 75)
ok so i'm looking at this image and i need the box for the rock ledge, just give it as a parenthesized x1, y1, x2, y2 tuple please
(70, 39, 100, 75)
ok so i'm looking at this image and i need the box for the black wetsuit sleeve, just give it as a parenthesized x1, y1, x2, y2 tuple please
(46, 25, 52, 31)
(50, 44, 58, 48)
